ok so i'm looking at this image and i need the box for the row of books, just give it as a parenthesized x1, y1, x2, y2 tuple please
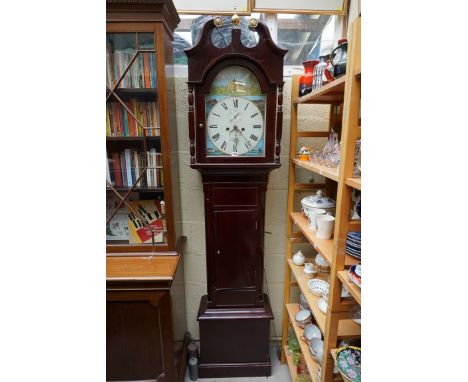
(106, 100, 160, 137)
(106, 149, 164, 188)
(106, 51, 157, 89)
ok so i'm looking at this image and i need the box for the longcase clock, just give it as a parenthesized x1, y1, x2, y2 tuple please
(185, 16, 287, 378)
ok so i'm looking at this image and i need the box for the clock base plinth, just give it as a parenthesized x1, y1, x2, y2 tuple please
(197, 294, 274, 378)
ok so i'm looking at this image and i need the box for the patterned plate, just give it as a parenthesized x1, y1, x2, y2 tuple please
(346, 249, 361, 259)
(347, 231, 361, 240)
(345, 246, 361, 256)
(346, 237, 361, 246)
(346, 240, 361, 249)
(335, 346, 361, 382)
(346, 244, 361, 252)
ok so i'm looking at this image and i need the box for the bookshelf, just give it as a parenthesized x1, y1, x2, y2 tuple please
(106, 0, 181, 253)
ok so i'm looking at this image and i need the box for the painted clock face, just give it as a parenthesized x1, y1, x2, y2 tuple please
(205, 66, 266, 157)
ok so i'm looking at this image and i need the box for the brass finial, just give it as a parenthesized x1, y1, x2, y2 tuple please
(249, 17, 258, 28)
(231, 6, 240, 28)
(213, 16, 223, 28)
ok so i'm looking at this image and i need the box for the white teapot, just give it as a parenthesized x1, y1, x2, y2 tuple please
(293, 250, 305, 266)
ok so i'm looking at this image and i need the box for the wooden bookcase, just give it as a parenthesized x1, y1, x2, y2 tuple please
(280, 17, 361, 382)
(106, 0, 182, 253)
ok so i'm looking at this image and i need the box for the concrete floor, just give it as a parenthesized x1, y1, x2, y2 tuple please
(184, 346, 292, 382)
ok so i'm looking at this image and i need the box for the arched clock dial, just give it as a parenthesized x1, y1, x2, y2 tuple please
(206, 96, 265, 156)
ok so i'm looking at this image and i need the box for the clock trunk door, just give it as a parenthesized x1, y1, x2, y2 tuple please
(213, 209, 258, 306)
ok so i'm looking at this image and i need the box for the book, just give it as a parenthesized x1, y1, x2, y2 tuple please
(143, 53, 151, 88)
(106, 154, 112, 185)
(108, 149, 162, 189)
(124, 149, 133, 187)
(106, 197, 130, 241)
(127, 199, 164, 243)
(120, 152, 127, 186)
(134, 150, 140, 187)
(112, 152, 122, 187)
(106, 100, 159, 137)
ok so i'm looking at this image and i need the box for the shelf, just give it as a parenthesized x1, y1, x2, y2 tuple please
(290, 212, 360, 267)
(288, 261, 361, 338)
(283, 345, 298, 381)
(295, 76, 346, 105)
(107, 186, 164, 193)
(107, 87, 158, 101)
(292, 158, 339, 182)
(337, 271, 361, 305)
(106, 136, 160, 142)
(345, 177, 361, 190)
(286, 304, 319, 382)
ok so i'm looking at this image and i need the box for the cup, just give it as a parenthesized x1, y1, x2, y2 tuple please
(303, 262, 317, 278)
(316, 214, 335, 239)
(307, 208, 326, 231)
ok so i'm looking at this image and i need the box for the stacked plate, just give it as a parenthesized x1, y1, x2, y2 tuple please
(346, 231, 361, 259)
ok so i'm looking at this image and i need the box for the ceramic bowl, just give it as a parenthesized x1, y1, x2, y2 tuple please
(299, 292, 310, 311)
(295, 309, 312, 328)
(309, 338, 324, 363)
(354, 264, 361, 277)
(303, 323, 321, 342)
(333, 346, 361, 382)
(314, 254, 330, 273)
(348, 265, 361, 288)
(308, 279, 329, 297)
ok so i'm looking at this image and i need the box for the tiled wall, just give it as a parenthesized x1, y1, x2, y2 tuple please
(174, 77, 330, 339)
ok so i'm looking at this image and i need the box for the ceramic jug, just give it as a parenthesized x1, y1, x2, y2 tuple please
(304, 263, 317, 279)
(330, 38, 348, 78)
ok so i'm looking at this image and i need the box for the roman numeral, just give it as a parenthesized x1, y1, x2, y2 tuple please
(221, 102, 228, 110)
(212, 133, 220, 141)
(253, 124, 261, 129)
(233, 99, 238, 108)
(212, 113, 220, 117)
(250, 134, 258, 141)
(251, 112, 258, 118)
(221, 141, 227, 150)
(244, 103, 249, 111)
(233, 143, 237, 152)
(209, 124, 218, 128)
(245, 141, 252, 150)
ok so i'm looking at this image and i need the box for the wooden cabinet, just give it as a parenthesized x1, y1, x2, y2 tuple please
(106, 0, 181, 253)
(106, 244, 188, 382)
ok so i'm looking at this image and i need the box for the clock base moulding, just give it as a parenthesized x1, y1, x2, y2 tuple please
(197, 294, 274, 378)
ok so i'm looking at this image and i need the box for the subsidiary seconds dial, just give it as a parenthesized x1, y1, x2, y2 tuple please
(206, 96, 265, 156)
